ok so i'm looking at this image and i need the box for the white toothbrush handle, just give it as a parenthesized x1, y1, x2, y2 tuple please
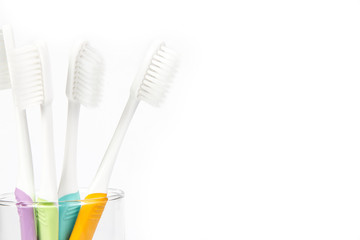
(14, 110, 37, 240)
(15, 109, 35, 199)
(88, 96, 139, 194)
(39, 104, 57, 201)
(58, 101, 80, 198)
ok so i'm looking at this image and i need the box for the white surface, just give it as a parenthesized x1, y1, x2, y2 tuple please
(1, 0, 360, 239)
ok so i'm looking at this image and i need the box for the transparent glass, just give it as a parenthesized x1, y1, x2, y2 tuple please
(0, 188, 125, 240)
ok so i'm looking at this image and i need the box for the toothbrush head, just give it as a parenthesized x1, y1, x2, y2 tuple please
(10, 43, 52, 110)
(66, 41, 104, 107)
(131, 42, 178, 106)
(0, 28, 11, 90)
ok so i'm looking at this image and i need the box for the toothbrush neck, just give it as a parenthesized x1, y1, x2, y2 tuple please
(63, 101, 80, 169)
(39, 103, 57, 201)
(107, 96, 139, 154)
(89, 96, 139, 194)
(15, 109, 35, 198)
(58, 101, 81, 197)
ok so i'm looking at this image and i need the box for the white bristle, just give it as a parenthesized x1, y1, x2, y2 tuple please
(0, 30, 11, 90)
(134, 43, 178, 106)
(68, 42, 104, 107)
(10, 44, 44, 110)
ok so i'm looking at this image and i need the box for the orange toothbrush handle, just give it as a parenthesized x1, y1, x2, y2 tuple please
(69, 193, 108, 240)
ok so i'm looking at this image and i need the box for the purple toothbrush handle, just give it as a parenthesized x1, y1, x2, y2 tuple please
(15, 188, 37, 240)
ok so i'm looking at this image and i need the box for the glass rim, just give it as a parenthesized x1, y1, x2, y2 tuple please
(0, 188, 124, 206)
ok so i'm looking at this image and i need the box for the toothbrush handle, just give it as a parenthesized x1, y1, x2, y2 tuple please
(15, 110, 35, 197)
(36, 198, 58, 240)
(70, 97, 138, 239)
(37, 105, 58, 240)
(15, 188, 36, 240)
(58, 102, 81, 240)
(14, 110, 36, 240)
(69, 193, 108, 240)
(58, 192, 81, 240)
(59, 102, 80, 196)
(39, 104, 57, 199)
(89, 97, 139, 194)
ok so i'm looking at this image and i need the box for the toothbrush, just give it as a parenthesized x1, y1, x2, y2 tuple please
(10, 42, 59, 239)
(58, 41, 104, 240)
(70, 42, 178, 240)
(35, 43, 58, 240)
(1, 25, 37, 240)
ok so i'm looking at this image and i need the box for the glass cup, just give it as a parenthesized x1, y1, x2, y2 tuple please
(0, 188, 125, 240)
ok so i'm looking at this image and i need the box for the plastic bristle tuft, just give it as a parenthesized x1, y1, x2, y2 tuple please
(70, 42, 104, 108)
(137, 43, 178, 106)
(10, 45, 44, 109)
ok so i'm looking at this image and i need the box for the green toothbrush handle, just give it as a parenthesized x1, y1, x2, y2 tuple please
(36, 198, 59, 240)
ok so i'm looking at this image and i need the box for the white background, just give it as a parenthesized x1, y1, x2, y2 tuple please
(1, 0, 360, 239)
